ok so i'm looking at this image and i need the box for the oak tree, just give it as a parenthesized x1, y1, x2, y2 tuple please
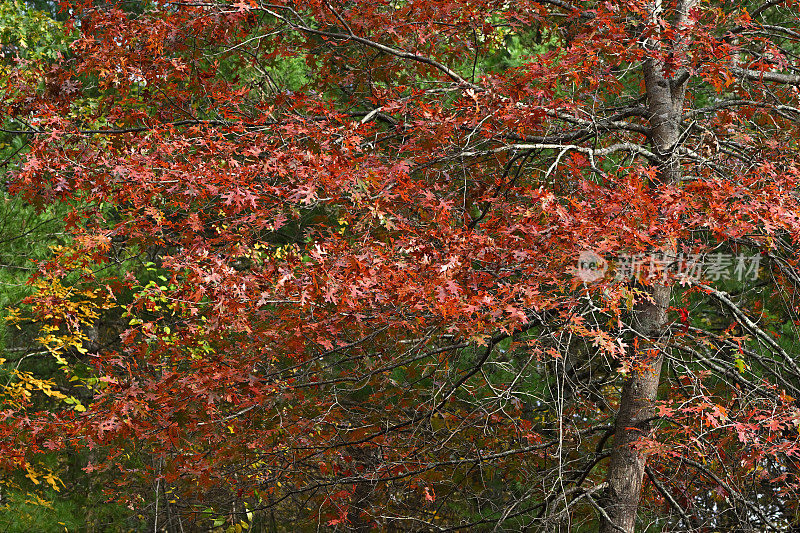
(3, 0, 800, 530)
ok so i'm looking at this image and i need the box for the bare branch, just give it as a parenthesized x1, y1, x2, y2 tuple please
(730, 66, 800, 85)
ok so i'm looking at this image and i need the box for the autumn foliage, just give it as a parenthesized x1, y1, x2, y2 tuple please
(2, 0, 800, 530)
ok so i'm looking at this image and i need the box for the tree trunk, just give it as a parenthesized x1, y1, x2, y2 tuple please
(600, 285, 669, 533)
(600, 0, 694, 526)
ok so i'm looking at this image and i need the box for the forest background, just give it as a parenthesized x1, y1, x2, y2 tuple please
(1, 0, 800, 531)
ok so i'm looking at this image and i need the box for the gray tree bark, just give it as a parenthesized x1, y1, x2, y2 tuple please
(599, 1, 694, 529)
(600, 285, 670, 533)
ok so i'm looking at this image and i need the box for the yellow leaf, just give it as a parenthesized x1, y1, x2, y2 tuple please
(734, 356, 749, 373)
(25, 465, 40, 485)
(44, 472, 62, 492)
